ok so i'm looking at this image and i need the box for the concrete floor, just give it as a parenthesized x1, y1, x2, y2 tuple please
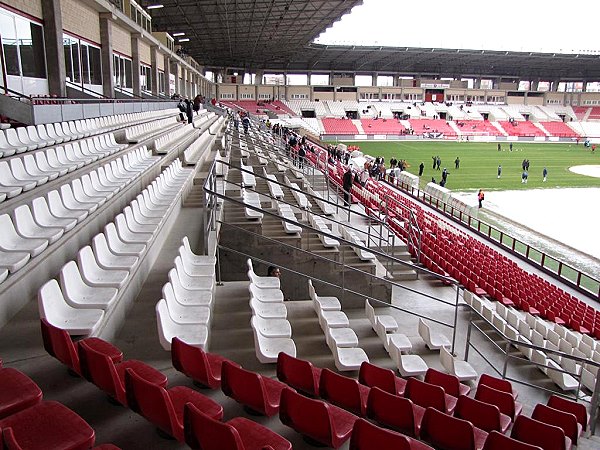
(1, 179, 600, 449)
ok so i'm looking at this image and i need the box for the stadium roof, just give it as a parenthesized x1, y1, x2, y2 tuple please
(147, 0, 600, 81)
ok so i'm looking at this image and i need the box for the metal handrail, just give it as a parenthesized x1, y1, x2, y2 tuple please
(65, 80, 109, 99)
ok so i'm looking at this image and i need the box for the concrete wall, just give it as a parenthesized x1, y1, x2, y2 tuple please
(3, 0, 43, 19)
(112, 23, 132, 56)
(61, 0, 100, 44)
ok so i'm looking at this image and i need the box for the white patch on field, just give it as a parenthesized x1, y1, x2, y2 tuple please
(453, 187, 600, 261)
(569, 165, 600, 178)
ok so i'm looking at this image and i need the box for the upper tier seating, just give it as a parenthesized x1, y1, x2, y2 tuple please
(360, 119, 405, 135)
(321, 118, 359, 134)
(540, 121, 579, 138)
(498, 121, 546, 137)
(454, 120, 503, 136)
(408, 119, 457, 137)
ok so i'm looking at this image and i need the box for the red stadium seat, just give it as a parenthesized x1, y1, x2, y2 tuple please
(477, 373, 518, 400)
(424, 368, 470, 397)
(171, 337, 238, 389)
(349, 418, 433, 450)
(547, 395, 588, 431)
(279, 387, 358, 448)
(221, 361, 287, 417)
(531, 404, 582, 445)
(482, 431, 543, 450)
(366, 387, 424, 438)
(0, 401, 95, 450)
(420, 407, 488, 450)
(276, 352, 322, 397)
(358, 361, 406, 396)
(510, 415, 572, 450)
(40, 318, 123, 376)
(0, 367, 42, 419)
(454, 395, 511, 434)
(319, 368, 370, 416)
(405, 377, 457, 414)
(183, 402, 292, 450)
(124, 368, 223, 442)
(78, 340, 167, 406)
(475, 384, 522, 420)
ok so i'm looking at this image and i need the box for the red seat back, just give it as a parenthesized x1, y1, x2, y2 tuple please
(358, 361, 405, 395)
(279, 388, 335, 446)
(40, 318, 79, 374)
(124, 368, 178, 439)
(455, 395, 502, 433)
(349, 419, 412, 450)
(483, 431, 543, 450)
(547, 395, 588, 431)
(405, 378, 446, 412)
(78, 340, 122, 403)
(478, 374, 515, 398)
(221, 361, 274, 416)
(420, 407, 476, 450)
(511, 415, 568, 450)
(532, 404, 580, 444)
(171, 337, 218, 388)
(184, 403, 243, 450)
(475, 384, 516, 419)
(424, 368, 461, 397)
(366, 387, 418, 437)
(319, 368, 367, 416)
(276, 352, 320, 397)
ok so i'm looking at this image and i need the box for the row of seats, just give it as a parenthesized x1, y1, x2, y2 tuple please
(154, 123, 195, 154)
(125, 115, 178, 143)
(156, 236, 216, 351)
(0, 147, 157, 285)
(0, 133, 127, 202)
(247, 259, 297, 362)
(0, 355, 119, 449)
(0, 109, 176, 157)
(38, 160, 192, 336)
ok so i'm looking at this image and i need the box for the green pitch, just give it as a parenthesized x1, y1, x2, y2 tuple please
(342, 141, 600, 191)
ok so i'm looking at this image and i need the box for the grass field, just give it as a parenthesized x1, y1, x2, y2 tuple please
(341, 141, 600, 191)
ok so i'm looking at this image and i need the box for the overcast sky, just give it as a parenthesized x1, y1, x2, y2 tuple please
(315, 0, 600, 54)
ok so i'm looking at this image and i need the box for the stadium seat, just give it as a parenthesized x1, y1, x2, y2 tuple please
(420, 406, 488, 450)
(124, 368, 223, 442)
(0, 214, 48, 257)
(440, 347, 478, 382)
(13, 204, 64, 244)
(405, 377, 457, 414)
(0, 366, 42, 419)
(397, 353, 429, 377)
(247, 259, 280, 289)
(418, 318, 451, 350)
(92, 234, 139, 271)
(365, 299, 398, 332)
(40, 318, 122, 376)
(475, 383, 522, 420)
(221, 361, 287, 416)
(279, 387, 358, 448)
(424, 368, 470, 397)
(276, 352, 322, 397)
(77, 246, 129, 288)
(155, 299, 209, 351)
(0, 401, 95, 450)
(163, 283, 210, 325)
(477, 373, 518, 399)
(78, 339, 167, 406)
(60, 261, 118, 309)
(349, 418, 434, 450)
(183, 402, 292, 450)
(319, 368, 370, 416)
(31, 196, 77, 232)
(167, 269, 213, 306)
(171, 337, 238, 389)
(547, 395, 588, 431)
(366, 386, 424, 438)
(454, 395, 511, 434)
(38, 279, 104, 335)
(531, 404, 582, 445)
(510, 415, 572, 450)
(482, 431, 543, 450)
(358, 361, 406, 396)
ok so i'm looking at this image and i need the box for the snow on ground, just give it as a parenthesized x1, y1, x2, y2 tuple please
(569, 165, 600, 177)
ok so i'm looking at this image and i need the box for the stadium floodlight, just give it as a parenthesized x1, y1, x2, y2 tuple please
(178, 38, 190, 42)
(172, 32, 186, 37)
(147, 4, 164, 9)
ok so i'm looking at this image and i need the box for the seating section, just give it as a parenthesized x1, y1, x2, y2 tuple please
(321, 118, 359, 134)
(499, 121, 546, 137)
(360, 119, 406, 135)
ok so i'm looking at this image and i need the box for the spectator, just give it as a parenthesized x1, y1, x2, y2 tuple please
(477, 189, 485, 208)
(267, 266, 281, 277)
(497, 164, 502, 178)
(543, 167, 548, 182)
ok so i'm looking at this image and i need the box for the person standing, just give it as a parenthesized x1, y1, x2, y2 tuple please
(185, 99, 193, 124)
(497, 164, 502, 178)
(477, 189, 485, 208)
(509, 142, 513, 151)
(436, 156, 441, 170)
(342, 167, 353, 206)
(432, 155, 436, 169)
(242, 115, 250, 134)
(441, 168, 449, 184)
(454, 157, 460, 169)
(419, 162, 424, 176)
(497, 143, 501, 151)
(298, 145, 306, 169)
(542, 167, 548, 182)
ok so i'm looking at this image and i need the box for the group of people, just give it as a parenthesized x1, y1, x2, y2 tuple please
(230, 110, 252, 134)
(177, 94, 205, 124)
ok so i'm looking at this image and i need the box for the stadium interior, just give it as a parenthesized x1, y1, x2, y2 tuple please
(0, 0, 599, 449)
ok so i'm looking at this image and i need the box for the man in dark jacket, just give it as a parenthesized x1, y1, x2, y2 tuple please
(342, 168, 354, 206)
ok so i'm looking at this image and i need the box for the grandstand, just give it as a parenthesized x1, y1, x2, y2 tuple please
(1, 0, 600, 449)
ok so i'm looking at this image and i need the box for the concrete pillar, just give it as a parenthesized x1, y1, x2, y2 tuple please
(41, 0, 67, 97)
(131, 34, 141, 97)
(552, 79, 560, 92)
(582, 80, 588, 92)
(473, 78, 481, 89)
(393, 75, 400, 87)
(163, 55, 171, 96)
(255, 70, 264, 85)
(150, 46, 159, 96)
(99, 13, 115, 98)
(492, 77, 501, 89)
(372, 73, 378, 87)
(530, 78, 539, 91)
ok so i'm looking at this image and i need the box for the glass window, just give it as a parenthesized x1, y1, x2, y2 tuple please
(123, 58, 132, 88)
(88, 46, 102, 85)
(17, 19, 46, 78)
(0, 12, 19, 76)
(158, 70, 165, 94)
